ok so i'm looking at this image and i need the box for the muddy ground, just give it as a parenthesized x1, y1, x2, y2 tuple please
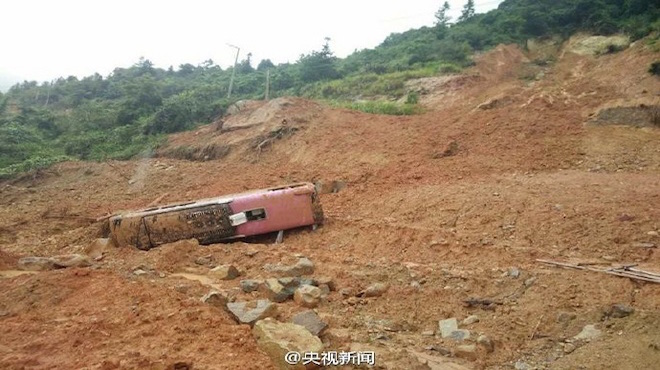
(1, 41, 659, 370)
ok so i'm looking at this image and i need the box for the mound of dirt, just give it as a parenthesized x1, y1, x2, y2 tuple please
(474, 44, 530, 81)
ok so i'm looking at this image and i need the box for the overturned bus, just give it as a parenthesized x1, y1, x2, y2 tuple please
(109, 183, 323, 250)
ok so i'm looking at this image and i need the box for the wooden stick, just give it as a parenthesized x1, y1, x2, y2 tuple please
(537, 259, 660, 284)
(146, 193, 169, 208)
(530, 314, 545, 340)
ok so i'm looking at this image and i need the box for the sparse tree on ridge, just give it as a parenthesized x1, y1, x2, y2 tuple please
(435, 1, 451, 27)
(435, 1, 452, 39)
(458, 0, 476, 22)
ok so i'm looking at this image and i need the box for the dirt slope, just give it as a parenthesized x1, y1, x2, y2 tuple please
(1, 41, 659, 369)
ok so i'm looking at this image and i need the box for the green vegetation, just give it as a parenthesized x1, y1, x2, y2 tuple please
(329, 100, 422, 116)
(1, 0, 658, 176)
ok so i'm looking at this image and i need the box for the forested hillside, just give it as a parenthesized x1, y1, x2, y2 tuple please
(1, 0, 658, 177)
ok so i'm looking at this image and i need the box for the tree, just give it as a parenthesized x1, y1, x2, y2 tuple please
(237, 53, 254, 73)
(435, 1, 451, 27)
(458, 0, 476, 23)
(257, 59, 275, 71)
(298, 37, 340, 83)
(435, 1, 452, 38)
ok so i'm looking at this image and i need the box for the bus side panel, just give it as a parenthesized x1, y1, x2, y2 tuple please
(232, 186, 317, 236)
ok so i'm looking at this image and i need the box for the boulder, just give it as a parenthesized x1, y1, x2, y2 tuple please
(574, 324, 602, 341)
(201, 291, 229, 308)
(253, 318, 323, 370)
(263, 278, 294, 303)
(209, 265, 240, 280)
(358, 282, 389, 298)
(240, 279, 262, 293)
(226, 300, 277, 326)
(51, 254, 92, 268)
(453, 344, 477, 361)
(17, 257, 56, 271)
(293, 285, 322, 308)
(263, 257, 315, 277)
(291, 310, 327, 336)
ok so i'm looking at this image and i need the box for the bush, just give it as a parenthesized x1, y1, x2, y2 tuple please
(650, 61, 660, 76)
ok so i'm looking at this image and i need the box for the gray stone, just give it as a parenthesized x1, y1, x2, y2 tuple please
(262, 278, 294, 303)
(574, 324, 602, 341)
(253, 318, 323, 370)
(240, 279, 261, 293)
(609, 304, 634, 318)
(263, 257, 315, 277)
(291, 310, 327, 336)
(226, 300, 277, 326)
(133, 269, 148, 276)
(195, 255, 214, 266)
(477, 334, 494, 353)
(448, 329, 471, 341)
(462, 315, 479, 325)
(359, 282, 389, 298)
(18, 254, 92, 271)
(439, 318, 459, 338)
(209, 265, 240, 280)
(17, 256, 55, 271)
(201, 291, 228, 308)
(508, 267, 521, 278)
(51, 254, 92, 268)
(514, 360, 530, 370)
(557, 312, 577, 324)
(524, 277, 537, 287)
(294, 285, 322, 308)
(314, 276, 336, 291)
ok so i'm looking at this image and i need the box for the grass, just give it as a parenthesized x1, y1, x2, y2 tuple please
(328, 100, 422, 116)
(303, 62, 462, 100)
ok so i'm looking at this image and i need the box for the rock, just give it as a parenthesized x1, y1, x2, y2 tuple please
(240, 279, 261, 293)
(51, 254, 92, 268)
(462, 315, 479, 326)
(439, 318, 459, 338)
(647, 231, 658, 237)
(524, 277, 536, 287)
(253, 318, 323, 370)
(17, 257, 56, 271)
(201, 291, 229, 308)
(133, 269, 148, 276)
(85, 238, 114, 259)
(263, 257, 315, 277)
(194, 255, 214, 266)
(291, 310, 327, 336)
(209, 265, 239, 280)
(477, 335, 494, 353)
(358, 282, 389, 298)
(293, 285, 322, 308)
(557, 312, 576, 324)
(563, 343, 577, 354)
(263, 278, 294, 303)
(421, 330, 435, 336)
(453, 344, 477, 361)
(632, 242, 656, 248)
(174, 284, 190, 293)
(508, 267, 521, 278)
(314, 276, 335, 291)
(339, 288, 354, 297)
(608, 304, 634, 318)
(574, 324, 602, 341)
(514, 360, 530, 370)
(448, 329, 471, 341)
(226, 300, 277, 326)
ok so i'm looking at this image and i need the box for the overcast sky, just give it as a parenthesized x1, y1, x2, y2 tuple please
(0, 0, 503, 91)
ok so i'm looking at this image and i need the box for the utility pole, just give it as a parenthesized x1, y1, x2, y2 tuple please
(265, 69, 270, 101)
(227, 44, 240, 99)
